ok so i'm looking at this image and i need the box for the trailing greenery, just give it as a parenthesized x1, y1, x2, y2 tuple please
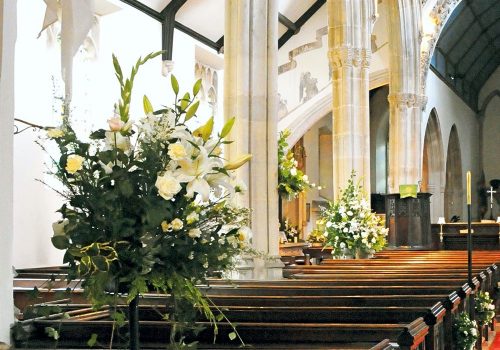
(320, 172, 387, 258)
(41, 52, 253, 347)
(475, 291, 495, 326)
(277, 129, 318, 200)
(453, 312, 478, 349)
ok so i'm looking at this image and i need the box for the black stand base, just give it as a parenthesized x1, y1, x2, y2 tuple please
(129, 295, 140, 350)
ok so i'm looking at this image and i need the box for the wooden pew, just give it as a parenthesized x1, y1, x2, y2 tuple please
(14, 303, 423, 350)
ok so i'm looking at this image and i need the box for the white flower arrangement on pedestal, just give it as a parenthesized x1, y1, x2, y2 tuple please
(453, 312, 479, 349)
(321, 172, 388, 258)
(475, 291, 496, 326)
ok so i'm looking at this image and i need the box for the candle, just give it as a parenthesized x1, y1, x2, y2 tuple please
(466, 171, 471, 205)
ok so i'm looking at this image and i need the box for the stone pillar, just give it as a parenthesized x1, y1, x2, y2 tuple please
(0, 0, 16, 344)
(327, 0, 376, 199)
(387, 0, 426, 193)
(224, 0, 282, 279)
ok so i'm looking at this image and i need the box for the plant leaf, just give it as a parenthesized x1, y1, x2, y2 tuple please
(51, 235, 70, 250)
(228, 332, 237, 341)
(87, 333, 98, 347)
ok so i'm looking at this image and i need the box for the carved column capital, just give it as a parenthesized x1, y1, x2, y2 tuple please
(388, 93, 428, 111)
(328, 47, 371, 69)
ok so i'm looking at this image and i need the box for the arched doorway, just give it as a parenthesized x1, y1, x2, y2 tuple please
(422, 109, 445, 223)
(444, 125, 463, 221)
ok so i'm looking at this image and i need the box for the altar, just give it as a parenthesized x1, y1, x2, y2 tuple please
(430, 222, 500, 250)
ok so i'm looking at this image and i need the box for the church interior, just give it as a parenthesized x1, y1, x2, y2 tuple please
(1, 0, 500, 349)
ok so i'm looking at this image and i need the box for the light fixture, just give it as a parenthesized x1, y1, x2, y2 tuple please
(437, 217, 446, 243)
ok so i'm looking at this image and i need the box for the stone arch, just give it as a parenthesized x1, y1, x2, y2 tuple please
(278, 69, 390, 151)
(420, 0, 463, 94)
(422, 108, 445, 222)
(444, 124, 463, 221)
(479, 91, 500, 198)
(370, 85, 389, 194)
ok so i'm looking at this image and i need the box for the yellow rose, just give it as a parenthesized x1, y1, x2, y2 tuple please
(65, 155, 84, 174)
(47, 128, 64, 138)
(168, 143, 187, 160)
(161, 221, 170, 233)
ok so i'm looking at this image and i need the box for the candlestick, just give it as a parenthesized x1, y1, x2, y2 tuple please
(466, 171, 471, 205)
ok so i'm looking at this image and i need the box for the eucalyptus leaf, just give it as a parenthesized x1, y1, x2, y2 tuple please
(51, 235, 70, 250)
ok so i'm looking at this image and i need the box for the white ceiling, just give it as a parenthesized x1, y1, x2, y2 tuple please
(113, 0, 322, 44)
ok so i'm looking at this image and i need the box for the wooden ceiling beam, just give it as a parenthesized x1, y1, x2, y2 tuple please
(278, 0, 326, 49)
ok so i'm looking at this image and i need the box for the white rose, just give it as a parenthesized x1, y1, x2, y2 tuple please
(186, 212, 199, 224)
(237, 226, 253, 242)
(339, 242, 346, 249)
(347, 211, 353, 216)
(52, 219, 68, 236)
(188, 228, 202, 238)
(155, 172, 182, 200)
(105, 131, 131, 152)
(470, 328, 477, 336)
(170, 218, 183, 231)
(168, 143, 188, 160)
(290, 167, 297, 176)
(303, 175, 308, 182)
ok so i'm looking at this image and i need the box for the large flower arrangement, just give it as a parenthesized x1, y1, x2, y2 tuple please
(277, 129, 318, 200)
(44, 52, 252, 346)
(453, 312, 479, 349)
(475, 291, 496, 326)
(321, 173, 387, 258)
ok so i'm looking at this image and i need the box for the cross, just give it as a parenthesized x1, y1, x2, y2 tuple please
(487, 186, 497, 220)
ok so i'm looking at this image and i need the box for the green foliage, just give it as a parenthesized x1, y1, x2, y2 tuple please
(475, 291, 495, 325)
(277, 129, 317, 200)
(45, 327, 60, 340)
(321, 172, 387, 257)
(453, 312, 478, 349)
(87, 333, 98, 347)
(40, 54, 253, 347)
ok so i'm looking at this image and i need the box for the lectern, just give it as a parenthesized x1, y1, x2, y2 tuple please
(384, 193, 432, 247)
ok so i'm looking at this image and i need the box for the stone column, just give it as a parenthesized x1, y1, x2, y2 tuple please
(327, 0, 376, 199)
(387, 0, 426, 193)
(0, 0, 16, 344)
(224, 0, 282, 279)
